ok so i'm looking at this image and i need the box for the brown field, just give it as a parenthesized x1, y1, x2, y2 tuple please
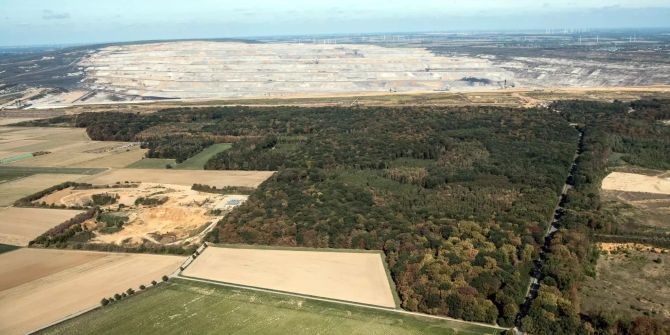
(0, 248, 104, 291)
(580, 247, 670, 319)
(602, 172, 670, 195)
(83, 169, 275, 188)
(0, 174, 88, 206)
(0, 248, 185, 335)
(182, 246, 397, 308)
(0, 207, 84, 246)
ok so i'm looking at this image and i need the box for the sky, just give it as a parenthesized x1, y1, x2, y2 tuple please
(1, 0, 670, 46)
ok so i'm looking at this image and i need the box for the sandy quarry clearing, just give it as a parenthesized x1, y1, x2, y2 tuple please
(0, 173, 88, 206)
(0, 248, 184, 335)
(0, 207, 83, 246)
(602, 172, 670, 195)
(36, 183, 247, 246)
(182, 246, 397, 308)
(84, 169, 274, 188)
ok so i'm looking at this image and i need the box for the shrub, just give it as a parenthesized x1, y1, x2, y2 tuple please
(134, 196, 168, 206)
(100, 298, 110, 306)
(114, 293, 122, 300)
(151, 280, 158, 286)
(126, 288, 135, 295)
(139, 284, 146, 290)
(91, 193, 118, 206)
(162, 275, 169, 282)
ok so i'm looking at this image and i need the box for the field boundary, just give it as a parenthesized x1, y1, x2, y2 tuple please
(201, 242, 402, 307)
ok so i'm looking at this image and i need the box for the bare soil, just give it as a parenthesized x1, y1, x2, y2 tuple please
(182, 246, 397, 308)
(0, 248, 184, 335)
(602, 172, 670, 195)
(0, 207, 83, 246)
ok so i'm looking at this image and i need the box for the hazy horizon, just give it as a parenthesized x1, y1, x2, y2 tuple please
(1, 0, 670, 47)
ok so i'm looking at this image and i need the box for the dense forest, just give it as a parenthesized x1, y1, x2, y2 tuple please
(27, 100, 670, 332)
(520, 100, 670, 334)
(29, 105, 579, 325)
(73, 105, 580, 324)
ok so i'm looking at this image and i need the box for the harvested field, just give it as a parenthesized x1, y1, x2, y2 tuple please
(182, 246, 397, 308)
(602, 172, 670, 195)
(0, 126, 145, 168)
(0, 248, 184, 335)
(0, 207, 84, 246)
(84, 168, 274, 188)
(0, 173, 87, 206)
(38, 279, 502, 335)
(0, 248, 104, 291)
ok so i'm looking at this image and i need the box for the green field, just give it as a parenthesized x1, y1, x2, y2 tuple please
(125, 144, 231, 170)
(175, 143, 231, 170)
(125, 158, 176, 169)
(39, 279, 503, 335)
(0, 244, 19, 254)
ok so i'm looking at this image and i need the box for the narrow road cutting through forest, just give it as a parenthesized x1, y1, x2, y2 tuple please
(515, 125, 584, 332)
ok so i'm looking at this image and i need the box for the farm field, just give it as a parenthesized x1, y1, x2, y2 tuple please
(125, 158, 176, 169)
(0, 173, 88, 206)
(124, 143, 231, 170)
(0, 248, 184, 335)
(580, 244, 670, 319)
(174, 143, 231, 170)
(38, 278, 503, 335)
(83, 168, 274, 188)
(182, 246, 397, 308)
(0, 126, 146, 168)
(0, 207, 83, 246)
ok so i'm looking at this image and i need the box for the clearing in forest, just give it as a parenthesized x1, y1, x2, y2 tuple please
(602, 172, 670, 195)
(181, 245, 398, 308)
(580, 246, 670, 319)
